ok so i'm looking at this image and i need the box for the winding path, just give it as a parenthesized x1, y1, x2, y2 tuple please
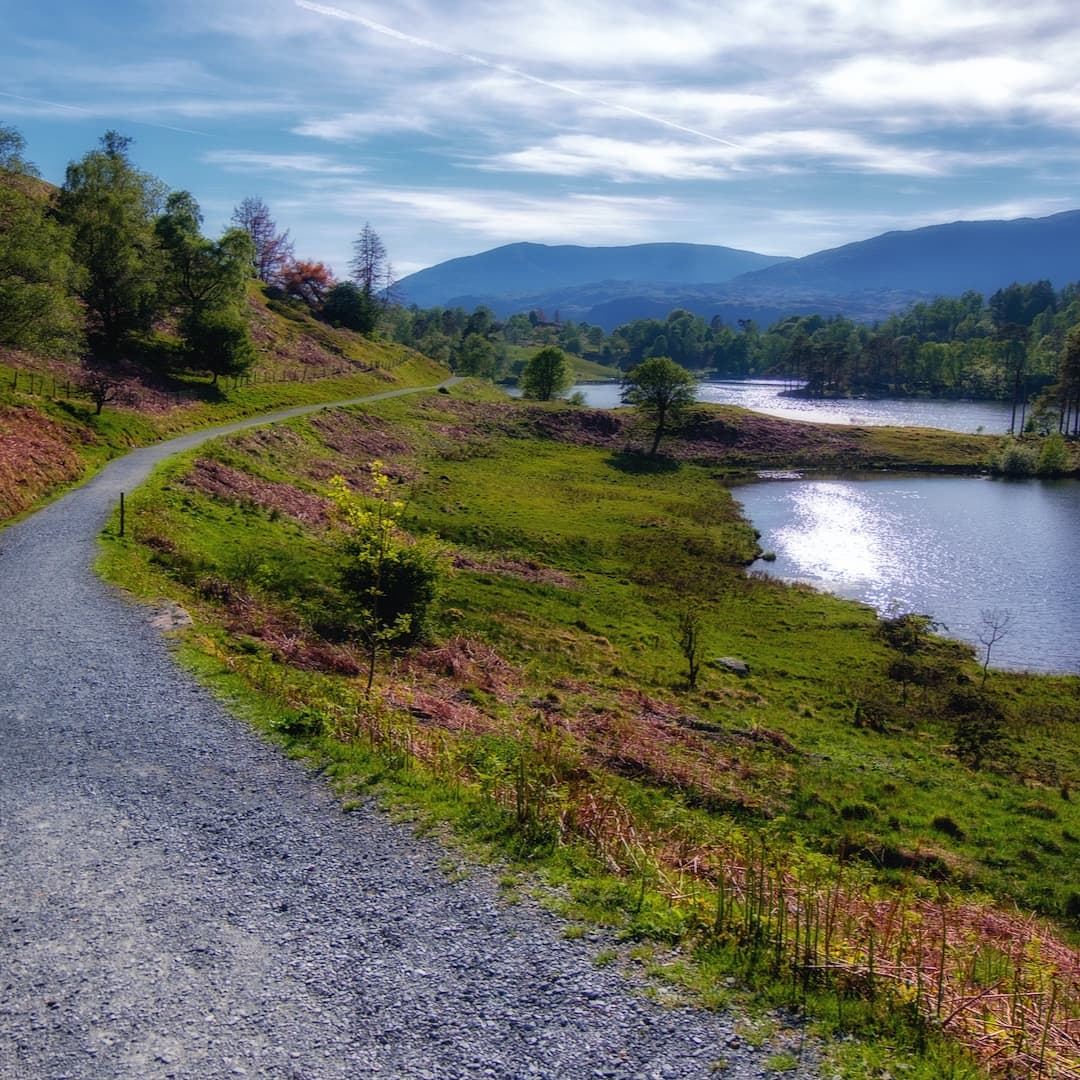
(0, 383, 816, 1079)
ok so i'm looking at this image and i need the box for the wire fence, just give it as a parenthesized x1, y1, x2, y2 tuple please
(6, 354, 406, 407)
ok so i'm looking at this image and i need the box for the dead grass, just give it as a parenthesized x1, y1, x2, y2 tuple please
(0, 405, 85, 518)
(184, 458, 330, 525)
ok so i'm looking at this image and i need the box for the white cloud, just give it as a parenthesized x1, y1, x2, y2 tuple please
(482, 128, 971, 182)
(484, 135, 734, 180)
(307, 183, 679, 243)
(293, 111, 434, 140)
(203, 150, 364, 175)
(816, 55, 1056, 114)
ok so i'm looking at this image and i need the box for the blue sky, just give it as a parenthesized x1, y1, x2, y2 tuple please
(3, 0, 1080, 279)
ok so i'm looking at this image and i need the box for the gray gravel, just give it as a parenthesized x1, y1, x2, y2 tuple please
(0, 388, 820, 1079)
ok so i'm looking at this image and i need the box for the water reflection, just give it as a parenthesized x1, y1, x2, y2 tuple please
(735, 475, 1080, 674)
(543, 379, 1015, 434)
(779, 485, 888, 582)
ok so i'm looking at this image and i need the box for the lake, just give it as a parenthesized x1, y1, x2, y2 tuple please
(732, 473, 1080, 673)
(561, 379, 1014, 434)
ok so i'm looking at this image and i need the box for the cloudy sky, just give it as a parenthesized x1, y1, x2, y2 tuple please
(3, 0, 1079, 277)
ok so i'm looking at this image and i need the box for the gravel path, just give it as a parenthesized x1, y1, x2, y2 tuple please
(0, 385, 820, 1079)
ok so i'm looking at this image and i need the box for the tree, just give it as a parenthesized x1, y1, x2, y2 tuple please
(453, 333, 498, 379)
(978, 608, 1013, 687)
(949, 686, 1006, 770)
(0, 124, 37, 174)
(620, 356, 697, 454)
(59, 131, 166, 351)
(1054, 326, 1080, 437)
(79, 360, 129, 415)
(0, 128, 84, 355)
(322, 281, 380, 334)
(348, 221, 397, 309)
(157, 191, 254, 323)
(520, 346, 572, 401)
(281, 259, 335, 307)
(231, 196, 293, 285)
(184, 306, 256, 384)
(676, 604, 707, 690)
(328, 464, 444, 694)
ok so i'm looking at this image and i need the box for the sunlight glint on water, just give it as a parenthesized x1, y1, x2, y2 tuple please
(736, 475, 1080, 674)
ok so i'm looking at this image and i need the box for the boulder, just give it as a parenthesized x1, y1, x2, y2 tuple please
(710, 656, 750, 676)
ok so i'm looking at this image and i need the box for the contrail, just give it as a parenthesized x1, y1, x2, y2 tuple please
(294, 0, 744, 150)
(0, 90, 215, 139)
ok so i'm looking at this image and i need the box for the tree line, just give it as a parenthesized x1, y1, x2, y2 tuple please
(389, 285, 1080, 435)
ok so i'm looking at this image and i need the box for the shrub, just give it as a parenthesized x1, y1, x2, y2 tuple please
(327, 464, 446, 693)
(992, 437, 1037, 477)
(1036, 432, 1069, 476)
(931, 815, 965, 840)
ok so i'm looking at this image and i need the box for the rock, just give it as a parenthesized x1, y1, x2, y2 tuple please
(710, 656, 750, 676)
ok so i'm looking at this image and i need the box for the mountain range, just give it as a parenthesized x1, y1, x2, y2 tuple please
(396, 210, 1080, 330)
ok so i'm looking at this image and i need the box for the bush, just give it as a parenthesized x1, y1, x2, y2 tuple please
(1036, 432, 1069, 476)
(338, 537, 443, 646)
(931, 815, 965, 839)
(992, 437, 1037, 477)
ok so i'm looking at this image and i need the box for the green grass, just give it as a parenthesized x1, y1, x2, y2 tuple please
(96, 386, 1078, 1079)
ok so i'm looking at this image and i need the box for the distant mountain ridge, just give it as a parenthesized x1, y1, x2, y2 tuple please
(397, 241, 790, 310)
(397, 211, 1080, 330)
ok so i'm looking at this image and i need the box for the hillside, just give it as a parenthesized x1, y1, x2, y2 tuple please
(0, 284, 447, 524)
(731, 209, 1080, 296)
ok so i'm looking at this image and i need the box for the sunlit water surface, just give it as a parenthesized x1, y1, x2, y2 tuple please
(733, 475, 1080, 673)
(563, 379, 1014, 434)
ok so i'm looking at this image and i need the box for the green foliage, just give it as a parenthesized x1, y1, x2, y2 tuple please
(520, 346, 572, 401)
(183, 305, 256, 383)
(1036, 432, 1069, 475)
(322, 281, 379, 334)
(0, 176, 84, 356)
(453, 332, 498, 379)
(990, 436, 1037, 476)
(0, 124, 37, 174)
(156, 190, 254, 324)
(59, 131, 167, 351)
(948, 687, 1007, 770)
(328, 465, 445, 692)
(621, 355, 697, 454)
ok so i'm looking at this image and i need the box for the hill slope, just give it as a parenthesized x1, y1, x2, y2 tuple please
(730, 209, 1080, 296)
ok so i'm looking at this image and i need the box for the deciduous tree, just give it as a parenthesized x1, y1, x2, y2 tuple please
(231, 196, 293, 285)
(59, 131, 166, 351)
(520, 346, 572, 401)
(281, 259, 335, 307)
(453, 333, 498, 379)
(620, 355, 696, 454)
(0, 127, 84, 355)
(157, 191, 254, 322)
(328, 464, 444, 694)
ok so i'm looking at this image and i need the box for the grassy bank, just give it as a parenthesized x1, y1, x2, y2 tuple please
(98, 389, 1079, 1078)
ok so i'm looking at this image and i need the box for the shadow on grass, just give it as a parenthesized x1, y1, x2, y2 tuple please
(606, 450, 680, 474)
